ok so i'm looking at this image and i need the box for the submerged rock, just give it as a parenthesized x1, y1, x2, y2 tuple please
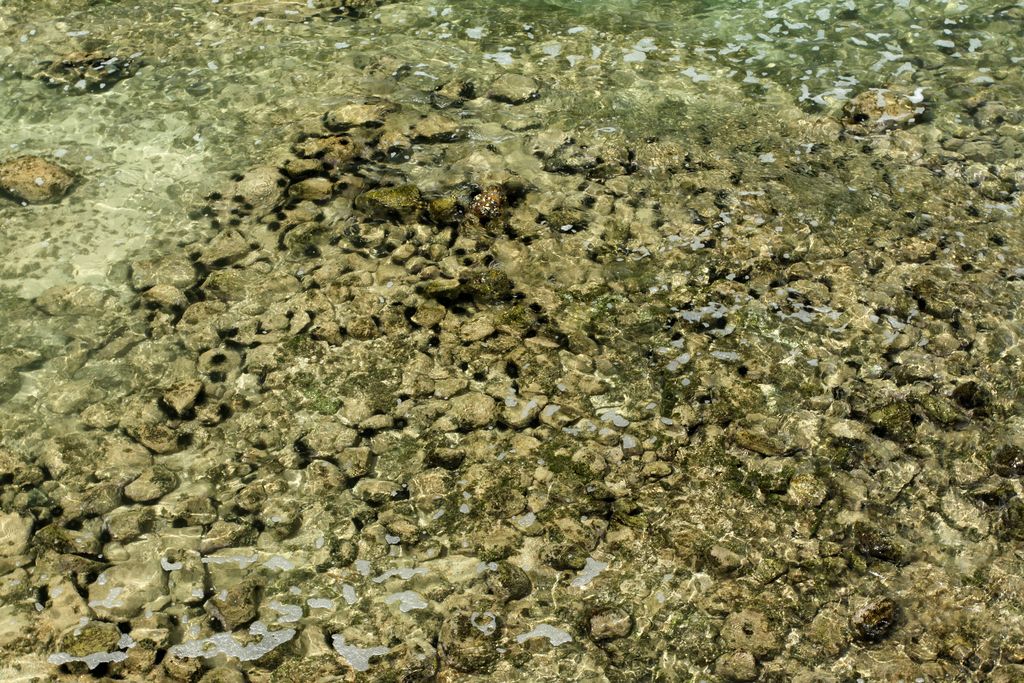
(0, 155, 75, 203)
(356, 184, 423, 220)
(850, 597, 899, 643)
(487, 73, 540, 104)
(324, 101, 397, 130)
(842, 87, 925, 133)
(35, 52, 140, 93)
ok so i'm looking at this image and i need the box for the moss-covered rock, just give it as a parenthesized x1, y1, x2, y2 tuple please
(58, 620, 121, 657)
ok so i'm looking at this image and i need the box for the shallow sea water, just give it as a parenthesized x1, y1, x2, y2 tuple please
(1, 0, 1024, 680)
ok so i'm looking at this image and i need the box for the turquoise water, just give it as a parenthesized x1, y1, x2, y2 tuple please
(1, 0, 1023, 680)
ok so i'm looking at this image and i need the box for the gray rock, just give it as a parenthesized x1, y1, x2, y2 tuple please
(0, 155, 75, 203)
(486, 74, 539, 104)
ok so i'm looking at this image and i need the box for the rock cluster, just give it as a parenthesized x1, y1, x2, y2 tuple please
(0, 24, 1023, 683)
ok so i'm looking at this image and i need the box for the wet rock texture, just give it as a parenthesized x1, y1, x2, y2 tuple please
(2, 2, 1024, 681)
(0, 156, 75, 204)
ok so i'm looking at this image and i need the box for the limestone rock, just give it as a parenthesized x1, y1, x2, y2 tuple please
(124, 466, 179, 502)
(843, 87, 924, 133)
(449, 392, 497, 429)
(130, 254, 197, 290)
(589, 608, 633, 641)
(0, 512, 32, 557)
(324, 101, 397, 130)
(487, 74, 539, 104)
(0, 155, 75, 203)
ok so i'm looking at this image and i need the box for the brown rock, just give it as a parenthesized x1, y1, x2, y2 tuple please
(0, 155, 75, 203)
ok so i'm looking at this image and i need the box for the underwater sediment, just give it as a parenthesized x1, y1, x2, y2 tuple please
(2, 0, 1024, 681)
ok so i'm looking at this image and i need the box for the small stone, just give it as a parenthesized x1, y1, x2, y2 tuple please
(449, 392, 497, 429)
(0, 512, 32, 557)
(105, 506, 155, 543)
(130, 254, 197, 291)
(201, 520, 257, 554)
(198, 229, 252, 269)
(708, 545, 744, 575)
(462, 269, 515, 303)
(487, 74, 539, 104)
(128, 423, 180, 454)
(87, 549, 165, 620)
(324, 101, 397, 130)
(866, 402, 915, 442)
(163, 651, 204, 681)
(124, 466, 179, 502)
(469, 185, 506, 224)
(161, 380, 203, 418)
(460, 315, 495, 342)
(589, 608, 633, 641)
(0, 155, 75, 203)
(485, 561, 532, 602)
(411, 301, 447, 328)
(353, 478, 402, 504)
(502, 397, 541, 429)
(356, 184, 422, 220)
(439, 611, 502, 673)
(411, 113, 462, 143)
(843, 87, 924, 133)
(231, 165, 286, 211)
(58, 620, 121, 658)
(715, 651, 758, 682)
(851, 596, 899, 642)
(720, 610, 779, 658)
(206, 581, 259, 630)
(288, 176, 334, 200)
(142, 284, 188, 311)
(199, 668, 247, 683)
(338, 447, 373, 479)
(852, 522, 907, 565)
